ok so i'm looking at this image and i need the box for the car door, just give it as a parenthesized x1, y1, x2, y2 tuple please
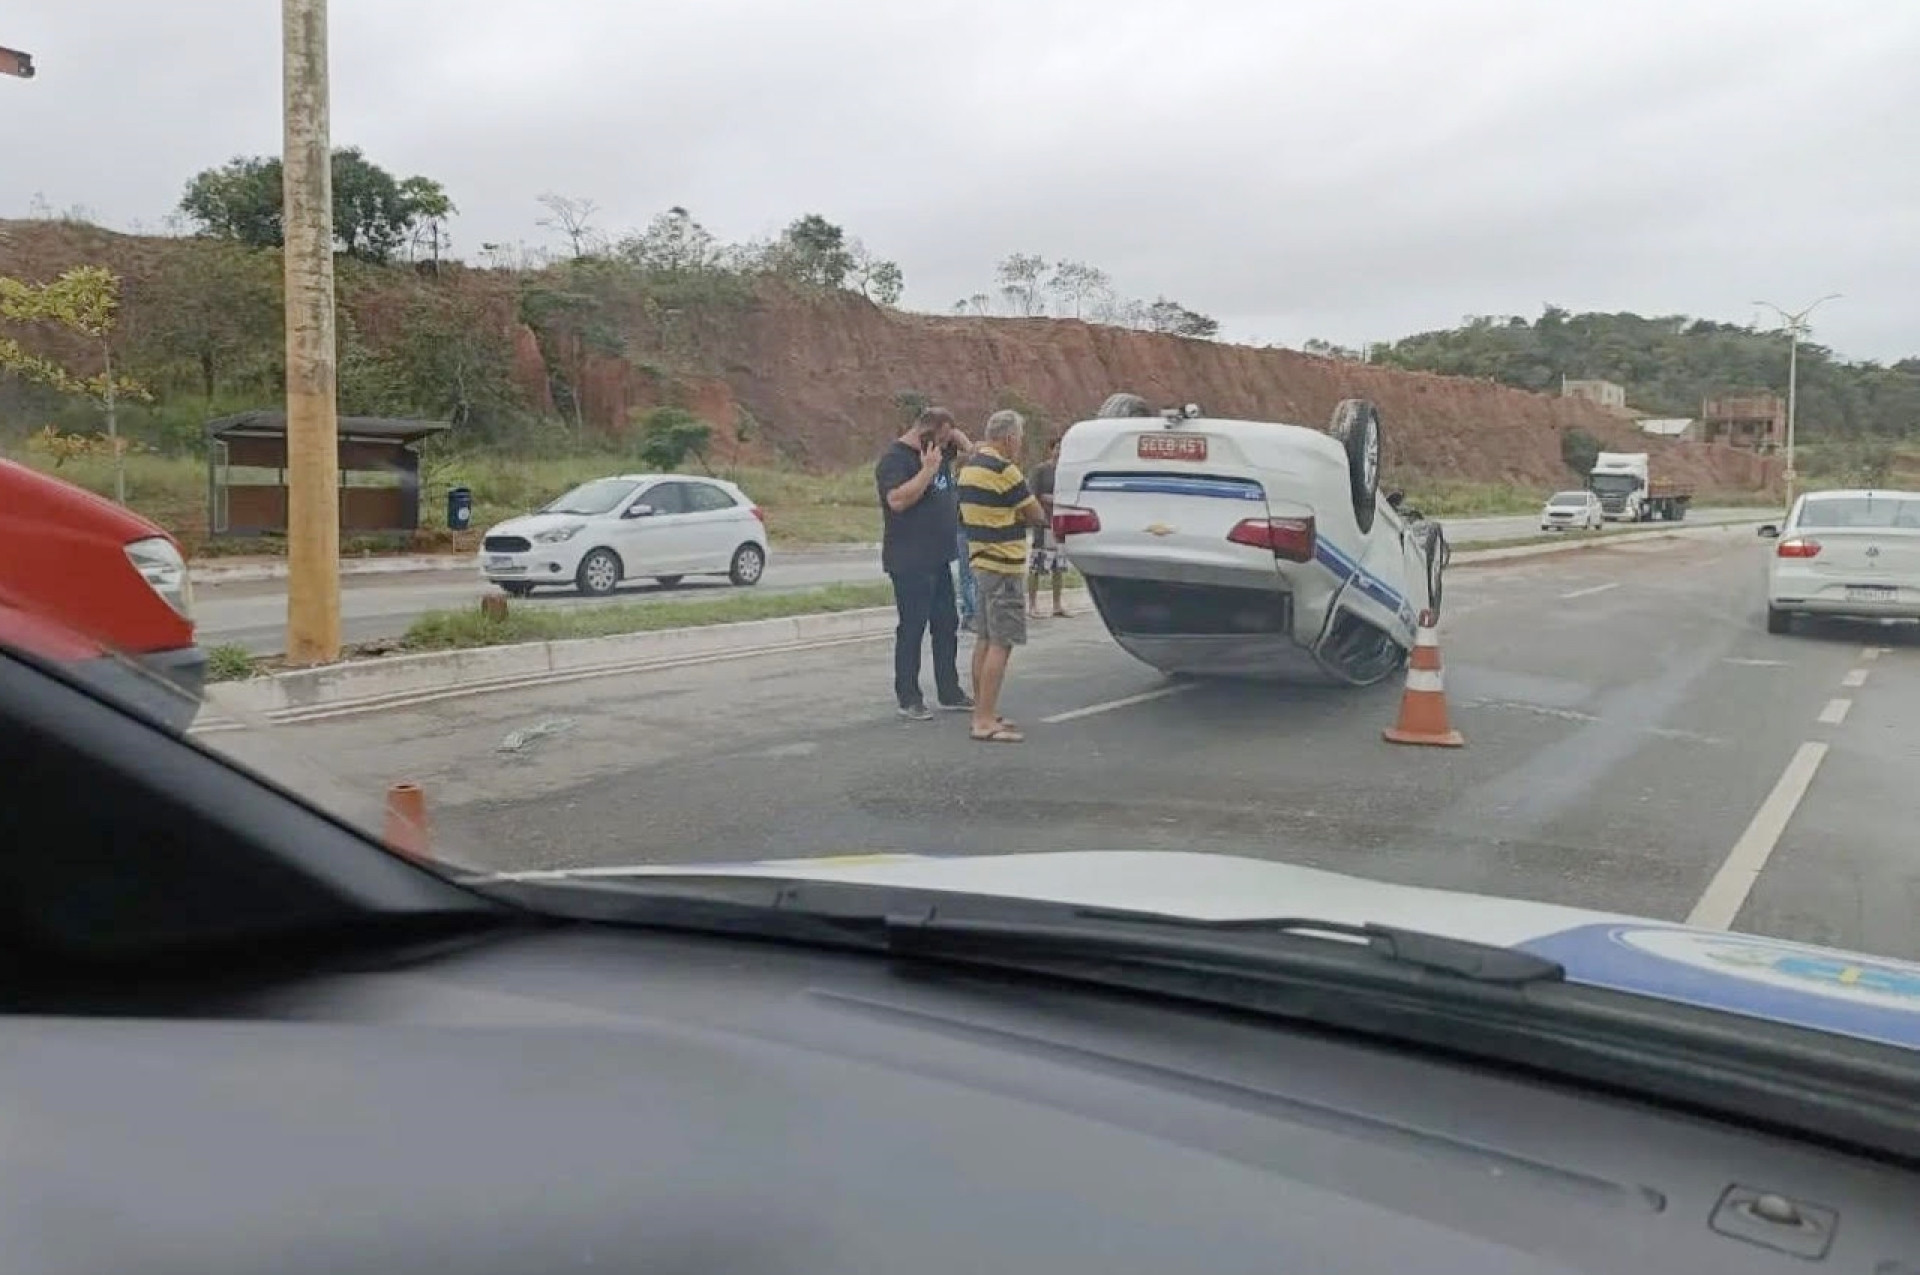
(679, 480, 749, 572)
(614, 481, 696, 576)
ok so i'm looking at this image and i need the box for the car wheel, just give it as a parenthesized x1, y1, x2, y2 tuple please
(1766, 606, 1791, 635)
(1327, 399, 1382, 534)
(1417, 523, 1446, 616)
(729, 543, 766, 587)
(1095, 392, 1154, 418)
(500, 582, 535, 598)
(575, 548, 623, 597)
(654, 575, 684, 588)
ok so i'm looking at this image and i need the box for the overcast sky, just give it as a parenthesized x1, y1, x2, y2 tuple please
(6, 0, 1917, 361)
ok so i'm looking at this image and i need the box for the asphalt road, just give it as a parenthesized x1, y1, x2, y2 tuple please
(194, 506, 1763, 654)
(203, 521, 1920, 965)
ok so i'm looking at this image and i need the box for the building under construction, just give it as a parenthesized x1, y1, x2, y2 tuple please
(1699, 394, 1785, 451)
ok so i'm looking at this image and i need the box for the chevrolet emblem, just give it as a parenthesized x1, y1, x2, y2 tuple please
(1145, 522, 1176, 537)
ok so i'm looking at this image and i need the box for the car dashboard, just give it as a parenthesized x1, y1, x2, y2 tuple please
(4, 923, 1916, 1275)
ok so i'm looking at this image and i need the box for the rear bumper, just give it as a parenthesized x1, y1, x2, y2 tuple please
(67, 646, 206, 733)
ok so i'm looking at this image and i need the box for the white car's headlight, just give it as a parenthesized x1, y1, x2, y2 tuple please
(534, 524, 584, 544)
(125, 535, 192, 619)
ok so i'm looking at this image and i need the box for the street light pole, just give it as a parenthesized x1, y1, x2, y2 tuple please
(282, 0, 341, 664)
(1753, 293, 1841, 511)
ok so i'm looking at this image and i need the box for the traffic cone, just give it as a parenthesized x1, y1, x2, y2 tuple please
(383, 781, 432, 860)
(1383, 611, 1465, 748)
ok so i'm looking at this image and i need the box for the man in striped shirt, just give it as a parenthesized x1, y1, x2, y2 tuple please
(957, 409, 1049, 743)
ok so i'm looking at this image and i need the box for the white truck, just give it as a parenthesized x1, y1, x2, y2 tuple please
(1586, 452, 1694, 523)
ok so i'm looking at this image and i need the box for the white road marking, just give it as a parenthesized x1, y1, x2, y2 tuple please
(1722, 657, 1788, 667)
(1817, 698, 1851, 725)
(1862, 646, 1882, 661)
(1841, 667, 1869, 688)
(1558, 582, 1620, 600)
(1686, 741, 1829, 930)
(1041, 683, 1193, 724)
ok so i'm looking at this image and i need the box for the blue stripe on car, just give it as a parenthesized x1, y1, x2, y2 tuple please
(1316, 538, 1406, 614)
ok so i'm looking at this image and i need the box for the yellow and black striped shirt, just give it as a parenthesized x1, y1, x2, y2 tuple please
(958, 447, 1043, 575)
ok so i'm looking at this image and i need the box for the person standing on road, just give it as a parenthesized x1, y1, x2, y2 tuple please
(958, 409, 1048, 744)
(876, 407, 975, 720)
(1027, 435, 1072, 618)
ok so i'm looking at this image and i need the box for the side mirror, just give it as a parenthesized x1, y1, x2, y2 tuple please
(624, 503, 656, 519)
(1757, 524, 1779, 539)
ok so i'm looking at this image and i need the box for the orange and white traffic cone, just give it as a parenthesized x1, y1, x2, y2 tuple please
(1383, 611, 1465, 748)
(383, 781, 432, 860)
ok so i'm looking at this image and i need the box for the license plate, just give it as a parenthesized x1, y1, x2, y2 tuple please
(1846, 585, 1896, 602)
(1138, 433, 1207, 462)
(486, 555, 516, 568)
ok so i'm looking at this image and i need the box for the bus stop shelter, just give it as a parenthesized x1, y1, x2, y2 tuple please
(206, 411, 450, 538)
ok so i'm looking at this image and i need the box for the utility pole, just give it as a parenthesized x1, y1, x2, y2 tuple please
(283, 0, 341, 663)
(1753, 294, 1841, 511)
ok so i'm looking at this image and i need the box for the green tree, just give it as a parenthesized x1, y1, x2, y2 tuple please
(140, 242, 280, 400)
(618, 206, 722, 274)
(995, 253, 1048, 316)
(848, 240, 905, 305)
(1561, 427, 1602, 477)
(634, 405, 714, 471)
(1145, 297, 1219, 339)
(178, 149, 453, 262)
(1048, 260, 1111, 319)
(777, 214, 855, 289)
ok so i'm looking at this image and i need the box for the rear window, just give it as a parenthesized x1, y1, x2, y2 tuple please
(1796, 496, 1920, 530)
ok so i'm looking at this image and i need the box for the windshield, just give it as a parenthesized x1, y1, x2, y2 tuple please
(1795, 495, 1920, 530)
(541, 479, 641, 517)
(7, 3, 1920, 1119)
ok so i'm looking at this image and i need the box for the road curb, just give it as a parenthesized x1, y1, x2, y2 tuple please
(1448, 517, 1764, 567)
(189, 541, 889, 585)
(199, 588, 1095, 726)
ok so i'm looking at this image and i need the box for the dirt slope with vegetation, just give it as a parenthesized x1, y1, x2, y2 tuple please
(0, 218, 1767, 506)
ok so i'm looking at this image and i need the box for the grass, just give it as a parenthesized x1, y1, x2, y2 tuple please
(204, 643, 260, 683)
(400, 581, 899, 651)
(1396, 481, 1541, 518)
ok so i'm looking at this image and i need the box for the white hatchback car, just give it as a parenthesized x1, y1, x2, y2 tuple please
(1052, 394, 1447, 685)
(1761, 488, 1920, 634)
(1540, 489, 1603, 531)
(479, 474, 770, 597)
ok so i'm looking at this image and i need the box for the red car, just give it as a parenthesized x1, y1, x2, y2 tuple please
(0, 458, 205, 730)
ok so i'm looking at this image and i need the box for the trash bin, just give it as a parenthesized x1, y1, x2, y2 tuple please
(447, 486, 473, 532)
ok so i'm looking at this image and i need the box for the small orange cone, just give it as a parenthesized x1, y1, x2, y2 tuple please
(383, 781, 432, 860)
(1384, 611, 1465, 748)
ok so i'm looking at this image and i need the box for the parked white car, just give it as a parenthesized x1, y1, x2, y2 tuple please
(1540, 489, 1604, 531)
(1051, 394, 1447, 685)
(1761, 488, 1920, 634)
(479, 474, 770, 597)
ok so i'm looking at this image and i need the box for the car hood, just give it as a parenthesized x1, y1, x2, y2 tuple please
(495, 850, 1920, 1051)
(483, 512, 592, 540)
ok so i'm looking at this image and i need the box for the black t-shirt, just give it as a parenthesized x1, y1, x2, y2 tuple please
(876, 440, 958, 574)
(1029, 460, 1057, 545)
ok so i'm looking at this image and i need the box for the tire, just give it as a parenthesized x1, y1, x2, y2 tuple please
(575, 547, 622, 597)
(654, 575, 684, 588)
(729, 542, 766, 587)
(500, 581, 535, 598)
(1766, 606, 1791, 635)
(1416, 523, 1446, 617)
(1327, 399, 1383, 534)
(1096, 392, 1154, 419)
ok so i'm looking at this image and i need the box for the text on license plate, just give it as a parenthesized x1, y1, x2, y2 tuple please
(1846, 585, 1896, 602)
(487, 555, 516, 568)
(1138, 434, 1207, 462)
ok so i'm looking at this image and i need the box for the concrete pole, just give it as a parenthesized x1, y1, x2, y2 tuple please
(282, 0, 340, 663)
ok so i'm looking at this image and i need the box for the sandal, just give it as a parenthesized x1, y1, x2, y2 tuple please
(970, 725, 1025, 743)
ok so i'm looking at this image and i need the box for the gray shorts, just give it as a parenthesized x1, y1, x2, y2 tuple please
(976, 569, 1028, 647)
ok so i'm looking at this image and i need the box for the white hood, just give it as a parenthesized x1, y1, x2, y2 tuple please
(493, 850, 1920, 1051)
(484, 512, 590, 541)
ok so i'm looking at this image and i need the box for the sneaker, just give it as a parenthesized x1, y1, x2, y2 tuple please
(897, 702, 933, 721)
(937, 692, 975, 712)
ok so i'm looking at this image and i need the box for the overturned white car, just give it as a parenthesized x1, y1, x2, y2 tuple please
(1052, 394, 1448, 686)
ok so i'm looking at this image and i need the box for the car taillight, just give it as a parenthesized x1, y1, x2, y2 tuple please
(1776, 537, 1821, 558)
(1053, 506, 1100, 538)
(1227, 516, 1315, 563)
(750, 505, 766, 524)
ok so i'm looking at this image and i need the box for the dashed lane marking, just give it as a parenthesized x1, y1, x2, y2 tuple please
(1842, 668, 1869, 688)
(1817, 698, 1852, 725)
(1686, 741, 1830, 931)
(1041, 684, 1194, 724)
(1558, 582, 1621, 600)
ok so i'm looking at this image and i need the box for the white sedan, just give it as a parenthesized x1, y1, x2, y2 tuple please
(1762, 488, 1920, 634)
(1540, 490, 1604, 531)
(479, 474, 770, 597)
(1051, 394, 1447, 685)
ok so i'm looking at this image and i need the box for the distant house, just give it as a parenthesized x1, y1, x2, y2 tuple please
(1636, 417, 1699, 441)
(1560, 377, 1627, 411)
(1700, 393, 1785, 451)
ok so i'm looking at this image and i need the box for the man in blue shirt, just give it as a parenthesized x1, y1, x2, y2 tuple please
(875, 408, 975, 720)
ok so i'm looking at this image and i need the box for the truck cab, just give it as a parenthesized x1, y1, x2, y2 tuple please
(0, 459, 205, 731)
(1587, 452, 1651, 521)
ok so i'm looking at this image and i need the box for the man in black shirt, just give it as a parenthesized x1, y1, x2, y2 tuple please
(876, 407, 974, 719)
